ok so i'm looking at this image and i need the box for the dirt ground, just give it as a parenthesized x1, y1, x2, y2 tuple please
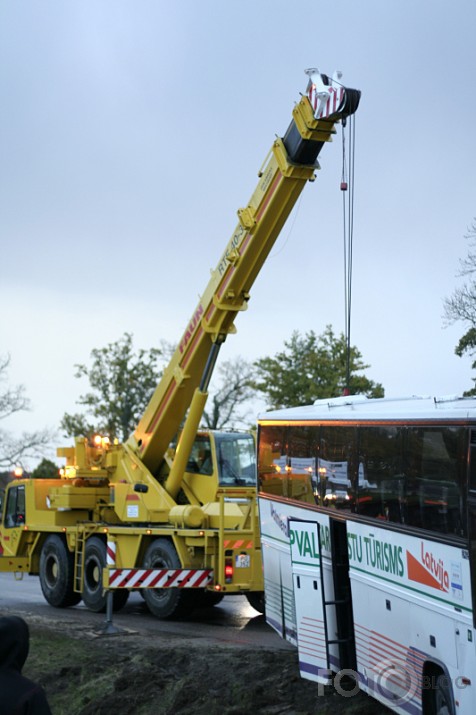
(20, 617, 392, 715)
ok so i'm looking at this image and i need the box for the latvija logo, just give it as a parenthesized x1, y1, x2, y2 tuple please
(406, 543, 449, 592)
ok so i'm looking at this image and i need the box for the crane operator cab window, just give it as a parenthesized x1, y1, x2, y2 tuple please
(215, 433, 256, 487)
(186, 433, 256, 486)
(3, 484, 26, 528)
(187, 435, 214, 476)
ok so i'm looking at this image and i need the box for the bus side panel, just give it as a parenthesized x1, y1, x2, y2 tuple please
(348, 520, 474, 714)
(350, 572, 418, 713)
(259, 497, 297, 643)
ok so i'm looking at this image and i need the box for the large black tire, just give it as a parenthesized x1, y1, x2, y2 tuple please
(39, 534, 81, 608)
(432, 674, 454, 715)
(82, 536, 129, 613)
(193, 591, 224, 608)
(142, 538, 193, 619)
(246, 591, 265, 614)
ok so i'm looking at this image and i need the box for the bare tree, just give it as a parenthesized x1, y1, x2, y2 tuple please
(444, 220, 476, 326)
(0, 355, 53, 469)
(202, 357, 257, 430)
(443, 219, 476, 395)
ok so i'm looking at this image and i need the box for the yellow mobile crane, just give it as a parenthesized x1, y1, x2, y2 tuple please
(0, 69, 360, 619)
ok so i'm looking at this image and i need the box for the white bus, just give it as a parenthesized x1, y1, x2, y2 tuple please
(257, 395, 476, 715)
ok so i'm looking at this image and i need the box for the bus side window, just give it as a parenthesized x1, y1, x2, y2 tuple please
(405, 426, 466, 536)
(258, 426, 287, 495)
(357, 426, 404, 523)
(320, 426, 356, 510)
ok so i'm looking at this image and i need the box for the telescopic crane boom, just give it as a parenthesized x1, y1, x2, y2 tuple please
(131, 69, 360, 493)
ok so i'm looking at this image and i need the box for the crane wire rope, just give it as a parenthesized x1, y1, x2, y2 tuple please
(341, 114, 356, 395)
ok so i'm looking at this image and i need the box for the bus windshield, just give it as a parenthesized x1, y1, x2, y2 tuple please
(215, 433, 256, 487)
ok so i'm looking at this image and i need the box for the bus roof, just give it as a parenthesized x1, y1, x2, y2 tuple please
(257, 394, 476, 423)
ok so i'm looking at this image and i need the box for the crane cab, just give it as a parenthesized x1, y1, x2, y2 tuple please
(174, 430, 256, 505)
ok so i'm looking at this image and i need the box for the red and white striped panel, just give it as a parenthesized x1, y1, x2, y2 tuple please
(223, 539, 253, 549)
(308, 85, 345, 120)
(106, 541, 116, 566)
(107, 568, 213, 590)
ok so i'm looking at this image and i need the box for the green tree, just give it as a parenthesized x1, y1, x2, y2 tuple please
(444, 219, 476, 395)
(31, 458, 60, 479)
(253, 326, 384, 409)
(60, 333, 162, 442)
(0, 354, 53, 469)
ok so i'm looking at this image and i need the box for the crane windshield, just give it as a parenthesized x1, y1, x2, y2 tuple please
(215, 433, 256, 487)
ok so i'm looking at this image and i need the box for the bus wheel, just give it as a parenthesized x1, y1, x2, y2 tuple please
(432, 674, 454, 715)
(82, 536, 129, 613)
(39, 534, 81, 608)
(246, 591, 265, 614)
(142, 538, 193, 619)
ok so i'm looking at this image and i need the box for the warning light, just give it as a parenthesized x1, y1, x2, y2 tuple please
(225, 558, 233, 583)
(13, 467, 23, 478)
(93, 435, 110, 449)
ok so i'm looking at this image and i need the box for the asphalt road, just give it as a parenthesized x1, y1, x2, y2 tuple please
(0, 572, 293, 651)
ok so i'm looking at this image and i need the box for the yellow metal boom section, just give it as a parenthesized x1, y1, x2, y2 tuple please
(129, 73, 360, 475)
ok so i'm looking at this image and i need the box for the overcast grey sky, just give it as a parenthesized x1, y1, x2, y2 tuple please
(1, 0, 476, 461)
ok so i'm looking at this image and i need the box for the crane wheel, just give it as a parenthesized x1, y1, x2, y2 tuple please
(142, 538, 193, 619)
(39, 534, 81, 608)
(82, 536, 129, 613)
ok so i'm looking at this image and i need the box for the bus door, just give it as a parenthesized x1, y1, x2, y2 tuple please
(462, 472, 476, 710)
(289, 518, 330, 683)
(289, 515, 355, 683)
(467, 431, 476, 630)
(328, 517, 357, 673)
